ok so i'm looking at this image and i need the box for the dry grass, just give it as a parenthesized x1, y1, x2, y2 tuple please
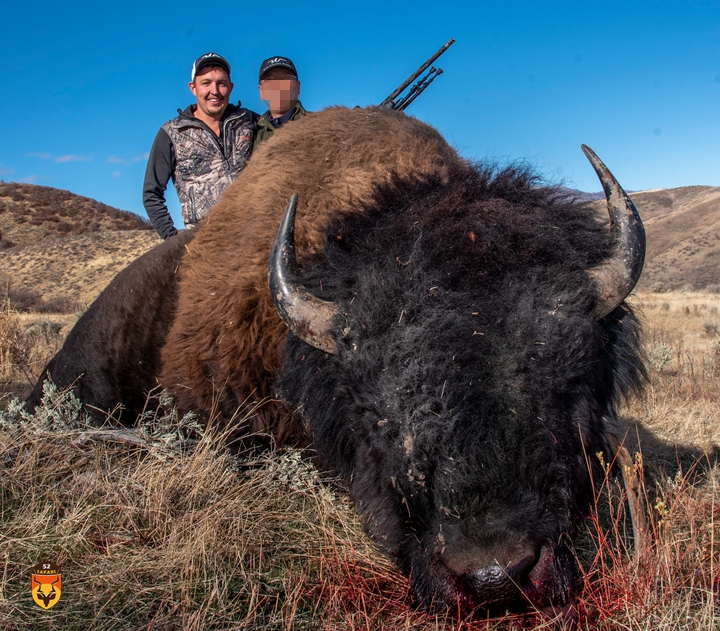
(623, 292, 720, 460)
(0, 301, 76, 401)
(575, 445, 718, 629)
(0, 292, 718, 630)
(1, 230, 161, 305)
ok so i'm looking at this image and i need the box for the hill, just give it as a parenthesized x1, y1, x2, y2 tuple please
(583, 185, 720, 291)
(627, 186, 720, 291)
(0, 182, 152, 248)
(0, 183, 160, 307)
(2, 230, 162, 306)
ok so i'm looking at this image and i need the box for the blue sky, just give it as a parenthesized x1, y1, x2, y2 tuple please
(2, 1, 719, 228)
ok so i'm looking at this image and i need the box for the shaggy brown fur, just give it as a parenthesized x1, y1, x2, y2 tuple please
(160, 107, 461, 444)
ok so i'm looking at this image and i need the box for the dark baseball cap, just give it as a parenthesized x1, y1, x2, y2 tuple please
(258, 56, 298, 81)
(191, 52, 231, 81)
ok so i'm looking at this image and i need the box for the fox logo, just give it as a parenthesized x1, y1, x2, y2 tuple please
(31, 562, 62, 609)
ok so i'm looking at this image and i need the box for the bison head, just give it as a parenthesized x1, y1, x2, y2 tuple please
(269, 146, 645, 613)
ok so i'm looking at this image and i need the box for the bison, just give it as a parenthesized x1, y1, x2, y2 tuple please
(28, 107, 646, 614)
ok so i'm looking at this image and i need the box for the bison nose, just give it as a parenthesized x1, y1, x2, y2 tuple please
(461, 552, 537, 610)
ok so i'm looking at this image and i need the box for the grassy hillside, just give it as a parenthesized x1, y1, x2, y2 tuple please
(2, 230, 160, 306)
(0, 182, 151, 248)
(585, 186, 720, 292)
(0, 183, 161, 308)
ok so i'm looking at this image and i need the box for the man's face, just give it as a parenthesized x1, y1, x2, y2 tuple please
(259, 66, 300, 115)
(189, 66, 233, 119)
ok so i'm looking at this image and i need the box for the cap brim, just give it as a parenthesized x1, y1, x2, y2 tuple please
(193, 61, 231, 80)
(259, 63, 297, 80)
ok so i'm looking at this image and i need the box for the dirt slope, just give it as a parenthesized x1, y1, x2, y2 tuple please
(0, 183, 160, 304)
(584, 185, 720, 291)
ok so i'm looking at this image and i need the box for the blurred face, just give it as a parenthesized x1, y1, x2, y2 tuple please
(189, 66, 233, 120)
(259, 66, 300, 116)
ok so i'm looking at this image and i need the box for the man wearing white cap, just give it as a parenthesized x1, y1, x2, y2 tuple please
(143, 52, 259, 239)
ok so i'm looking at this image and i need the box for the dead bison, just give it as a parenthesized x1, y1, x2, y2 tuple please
(30, 107, 646, 613)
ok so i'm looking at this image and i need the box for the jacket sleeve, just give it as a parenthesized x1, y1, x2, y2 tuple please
(143, 128, 178, 239)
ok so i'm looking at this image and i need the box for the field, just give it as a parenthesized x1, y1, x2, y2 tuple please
(0, 291, 718, 630)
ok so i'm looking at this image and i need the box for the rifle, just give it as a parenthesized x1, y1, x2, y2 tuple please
(380, 38, 455, 111)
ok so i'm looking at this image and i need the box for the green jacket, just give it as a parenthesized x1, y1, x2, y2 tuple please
(253, 102, 307, 149)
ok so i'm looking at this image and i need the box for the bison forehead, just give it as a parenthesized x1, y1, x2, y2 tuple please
(278, 167, 641, 531)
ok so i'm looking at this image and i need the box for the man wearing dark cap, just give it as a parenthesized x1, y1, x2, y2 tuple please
(254, 56, 307, 149)
(143, 52, 258, 239)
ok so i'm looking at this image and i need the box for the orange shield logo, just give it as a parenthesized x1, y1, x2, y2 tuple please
(31, 562, 62, 609)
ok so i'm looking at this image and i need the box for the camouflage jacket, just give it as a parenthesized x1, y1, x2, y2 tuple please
(143, 104, 258, 239)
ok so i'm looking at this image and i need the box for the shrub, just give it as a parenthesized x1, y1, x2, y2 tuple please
(0, 306, 66, 384)
(34, 296, 82, 314)
(649, 342, 675, 371)
(2, 288, 41, 312)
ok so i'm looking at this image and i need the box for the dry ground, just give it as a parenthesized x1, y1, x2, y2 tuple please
(1, 230, 160, 305)
(621, 292, 720, 466)
(0, 291, 718, 630)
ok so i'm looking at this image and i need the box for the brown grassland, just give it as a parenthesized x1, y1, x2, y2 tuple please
(0, 290, 717, 630)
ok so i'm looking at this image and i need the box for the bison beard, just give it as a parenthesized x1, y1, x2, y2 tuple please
(30, 107, 645, 614)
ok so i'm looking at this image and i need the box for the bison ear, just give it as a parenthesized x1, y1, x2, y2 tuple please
(582, 145, 646, 320)
(268, 194, 341, 354)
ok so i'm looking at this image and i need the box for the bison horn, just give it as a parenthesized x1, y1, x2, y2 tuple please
(582, 145, 646, 319)
(268, 194, 341, 354)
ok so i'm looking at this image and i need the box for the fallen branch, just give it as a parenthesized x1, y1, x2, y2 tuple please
(72, 429, 149, 448)
(608, 432, 649, 558)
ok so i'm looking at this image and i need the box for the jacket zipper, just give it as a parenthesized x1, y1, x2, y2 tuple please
(189, 187, 197, 224)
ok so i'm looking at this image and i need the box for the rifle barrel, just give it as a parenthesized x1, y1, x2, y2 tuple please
(394, 68, 443, 111)
(380, 38, 455, 109)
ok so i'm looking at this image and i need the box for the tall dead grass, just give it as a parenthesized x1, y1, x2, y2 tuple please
(0, 298, 74, 400)
(0, 292, 718, 629)
(626, 292, 720, 453)
(576, 445, 718, 629)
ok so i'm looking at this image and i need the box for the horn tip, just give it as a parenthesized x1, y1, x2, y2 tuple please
(580, 144, 596, 160)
